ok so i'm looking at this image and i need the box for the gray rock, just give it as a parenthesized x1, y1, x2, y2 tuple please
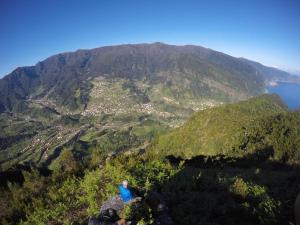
(100, 195, 125, 213)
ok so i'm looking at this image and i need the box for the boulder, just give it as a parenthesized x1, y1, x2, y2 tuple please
(100, 195, 125, 214)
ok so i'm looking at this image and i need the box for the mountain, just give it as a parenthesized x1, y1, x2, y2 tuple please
(150, 94, 300, 160)
(0, 43, 299, 171)
(239, 58, 300, 84)
(2, 42, 299, 116)
(0, 42, 294, 115)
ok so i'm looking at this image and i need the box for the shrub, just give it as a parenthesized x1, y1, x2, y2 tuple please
(120, 202, 153, 224)
(230, 177, 249, 199)
(51, 148, 80, 177)
(248, 184, 281, 224)
(79, 169, 102, 216)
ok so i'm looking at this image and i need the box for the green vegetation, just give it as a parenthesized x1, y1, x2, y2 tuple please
(0, 95, 299, 224)
(1, 43, 299, 171)
(1, 42, 300, 224)
(0, 43, 273, 114)
(0, 101, 169, 171)
(149, 94, 300, 160)
(2, 43, 299, 170)
(1, 150, 299, 225)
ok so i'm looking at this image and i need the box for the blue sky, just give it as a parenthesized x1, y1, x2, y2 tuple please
(1, 0, 300, 77)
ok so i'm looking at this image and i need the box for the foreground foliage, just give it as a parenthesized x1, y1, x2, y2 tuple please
(1, 95, 300, 225)
(1, 149, 299, 225)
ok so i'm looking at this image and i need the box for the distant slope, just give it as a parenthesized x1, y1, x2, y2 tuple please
(1, 43, 298, 115)
(150, 94, 300, 160)
(0, 42, 272, 114)
(239, 57, 300, 83)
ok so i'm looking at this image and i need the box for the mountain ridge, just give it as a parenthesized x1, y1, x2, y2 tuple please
(2, 42, 296, 81)
(1, 42, 298, 114)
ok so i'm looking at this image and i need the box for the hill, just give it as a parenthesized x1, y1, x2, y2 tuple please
(150, 94, 300, 160)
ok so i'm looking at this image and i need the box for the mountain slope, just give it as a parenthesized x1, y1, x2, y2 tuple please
(0, 43, 272, 114)
(240, 57, 300, 83)
(150, 94, 300, 160)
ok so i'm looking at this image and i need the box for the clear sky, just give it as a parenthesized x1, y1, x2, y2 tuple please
(1, 0, 300, 77)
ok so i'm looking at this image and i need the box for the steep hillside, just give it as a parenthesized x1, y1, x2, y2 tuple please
(150, 94, 300, 160)
(240, 58, 300, 83)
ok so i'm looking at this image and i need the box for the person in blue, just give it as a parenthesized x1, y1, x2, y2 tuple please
(119, 180, 133, 203)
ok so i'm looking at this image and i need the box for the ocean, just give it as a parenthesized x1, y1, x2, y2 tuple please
(267, 82, 300, 110)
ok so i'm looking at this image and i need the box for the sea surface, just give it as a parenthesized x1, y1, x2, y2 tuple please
(267, 82, 300, 110)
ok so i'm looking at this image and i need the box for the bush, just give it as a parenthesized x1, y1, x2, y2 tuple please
(22, 176, 84, 225)
(120, 201, 153, 224)
(50, 148, 80, 177)
(79, 169, 103, 216)
(230, 177, 249, 199)
(248, 184, 281, 224)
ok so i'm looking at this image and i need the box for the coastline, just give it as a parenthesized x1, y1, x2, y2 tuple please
(266, 82, 300, 110)
(266, 79, 300, 87)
